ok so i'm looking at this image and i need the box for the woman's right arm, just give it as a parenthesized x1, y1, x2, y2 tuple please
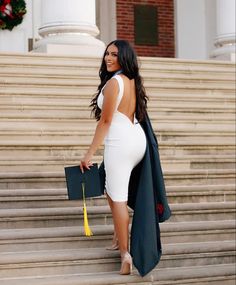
(80, 78, 119, 171)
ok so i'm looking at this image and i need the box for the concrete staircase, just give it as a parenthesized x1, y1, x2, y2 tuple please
(0, 53, 235, 285)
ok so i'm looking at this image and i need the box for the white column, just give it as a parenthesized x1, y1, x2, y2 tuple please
(211, 0, 236, 61)
(174, 0, 208, 60)
(97, 0, 116, 45)
(33, 0, 105, 57)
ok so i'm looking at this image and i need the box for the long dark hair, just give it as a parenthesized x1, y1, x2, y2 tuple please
(90, 40, 148, 122)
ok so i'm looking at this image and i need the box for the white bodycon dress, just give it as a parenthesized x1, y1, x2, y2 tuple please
(97, 74, 147, 202)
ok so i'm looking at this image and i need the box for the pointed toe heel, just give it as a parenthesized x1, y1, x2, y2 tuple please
(120, 252, 132, 275)
(106, 243, 119, 251)
(106, 239, 119, 251)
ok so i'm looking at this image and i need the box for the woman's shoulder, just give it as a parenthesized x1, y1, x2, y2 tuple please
(119, 74, 134, 85)
(113, 74, 133, 88)
(103, 73, 131, 93)
(103, 77, 119, 94)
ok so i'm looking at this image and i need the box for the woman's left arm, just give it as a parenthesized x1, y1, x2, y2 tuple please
(80, 78, 119, 171)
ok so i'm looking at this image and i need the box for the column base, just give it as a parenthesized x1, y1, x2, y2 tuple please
(210, 45, 236, 62)
(32, 33, 105, 57)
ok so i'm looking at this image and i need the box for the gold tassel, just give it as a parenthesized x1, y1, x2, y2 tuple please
(82, 182, 93, 237)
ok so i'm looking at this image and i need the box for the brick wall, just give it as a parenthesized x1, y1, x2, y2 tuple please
(116, 0, 175, 57)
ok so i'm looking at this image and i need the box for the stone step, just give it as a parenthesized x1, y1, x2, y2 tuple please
(1, 119, 234, 130)
(1, 122, 235, 137)
(0, 55, 235, 76)
(0, 220, 235, 252)
(160, 140, 236, 156)
(0, 106, 235, 124)
(1, 88, 235, 101)
(0, 184, 235, 209)
(167, 184, 236, 203)
(0, 189, 105, 209)
(163, 169, 236, 186)
(0, 154, 234, 172)
(1, 89, 234, 109)
(0, 153, 234, 171)
(0, 263, 235, 285)
(1, 92, 235, 109)
(0, 201, 235, 229)
(2, 69, 233, 85)
(0, 107, 235, 123)
(1, 57, 235, 80)
(142, 69, 235, 80)
(1, 60, 235, 79)
(1, 84, 235, 99)
(140, 58, 235, 73)
(0, 72, 235, 89)
(0, 141, 234, 160)
(163, 155, 236, 170)
(0, 135, 234, 149)
(158, 134, 235, 143)
(0, 169, 234, 189)
(1, 75, 234, 92)
(0, 135, 234, 148)
(1, 73, 234, 96)
(0, 107, 230, 122)
(0, 131, 235, 147)
(0, 52, 234, 70)
(0, 109, 235, 125)
(0, 240, 234, 278)
(0, 94, 235, 109)
(0, 117, 234, 131)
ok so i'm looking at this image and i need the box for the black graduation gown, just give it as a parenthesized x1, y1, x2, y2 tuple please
(99, 113, 171, 277)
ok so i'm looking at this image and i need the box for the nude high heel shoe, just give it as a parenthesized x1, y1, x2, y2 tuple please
(120, 252, 132, 275)
(106, 233, 119, 250)
(106, 239, 119, 250)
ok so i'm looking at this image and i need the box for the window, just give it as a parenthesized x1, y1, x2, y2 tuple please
(134, 5, 158, 45)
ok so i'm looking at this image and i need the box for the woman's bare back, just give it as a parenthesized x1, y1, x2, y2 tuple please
(117, 75, 136, 123)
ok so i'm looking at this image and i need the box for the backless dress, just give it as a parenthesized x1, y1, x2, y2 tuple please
(97, 74, 146, 202)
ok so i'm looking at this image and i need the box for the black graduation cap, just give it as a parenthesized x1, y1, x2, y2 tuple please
(64, 163, 103, 200)
(64, 163, 103, 236)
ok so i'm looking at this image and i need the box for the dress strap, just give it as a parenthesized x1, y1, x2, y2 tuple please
(112, 74, 124, 109)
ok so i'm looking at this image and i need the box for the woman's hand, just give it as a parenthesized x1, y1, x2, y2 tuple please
(80, 152, 93, 173)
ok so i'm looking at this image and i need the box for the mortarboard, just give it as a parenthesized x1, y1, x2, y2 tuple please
(64, 163, 103, 236)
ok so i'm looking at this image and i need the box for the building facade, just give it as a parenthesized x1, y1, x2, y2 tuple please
(0, 0, 235, 60)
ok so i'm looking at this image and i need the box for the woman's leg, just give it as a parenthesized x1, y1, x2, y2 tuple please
(107, 194, 130, 252)
(111, 201, 132, 274)
(111, 201, 130, 254)
(106, 194, 119, 249)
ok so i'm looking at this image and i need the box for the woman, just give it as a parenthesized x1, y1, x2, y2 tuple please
(80, 40, 148, 275)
